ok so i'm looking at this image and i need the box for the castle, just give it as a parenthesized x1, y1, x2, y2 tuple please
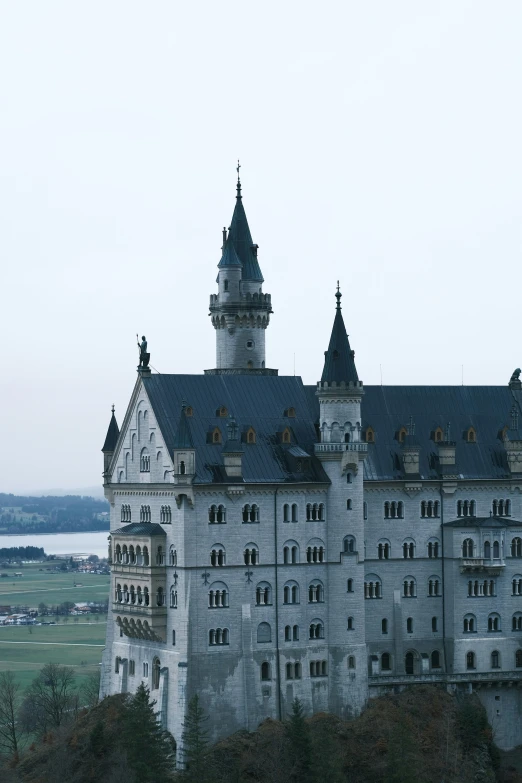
(100, 172, 522, 755)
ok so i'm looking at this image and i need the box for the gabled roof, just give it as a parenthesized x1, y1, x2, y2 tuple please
(303, 384, 522, 482)
(142, 374, 328, 485)
(321, 288, 358, 384)
(227, 180, 263, 282)
(102, 408, 119, 453)
(111, 522, 166, 536)
(444, 516, 522, 528)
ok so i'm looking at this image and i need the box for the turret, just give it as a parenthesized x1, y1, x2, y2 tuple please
(207, 166, 275, 375)
(101, 405, 119, 479)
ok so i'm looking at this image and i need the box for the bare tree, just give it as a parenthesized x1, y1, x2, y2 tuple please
(81, 670, 101, 708)
(0, 670, 25, 758)
(21, 663, 77, 735)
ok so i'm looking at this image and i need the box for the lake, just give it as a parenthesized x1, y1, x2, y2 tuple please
(0, 531, 109, 559)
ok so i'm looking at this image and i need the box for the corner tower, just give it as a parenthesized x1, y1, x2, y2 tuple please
(207, 167, 275, 374)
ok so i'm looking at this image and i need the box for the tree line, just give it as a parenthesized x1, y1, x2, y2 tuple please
(0, 493, 109, 535)
(0, 546, 46, 562)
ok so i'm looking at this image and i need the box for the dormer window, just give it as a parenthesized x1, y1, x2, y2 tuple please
(282, 428, 291, 444)
(212, 427, 222, 444)
(216, 406, 228, 418)
(466, 427, 476, 443)
(365, 427, 375, 443)
(246, 427, 256, 444)
(284, 407, 296, 418)
(185, 406, 193, 417)
(434, 427, 443, 443)
(398, 427, 407, 443)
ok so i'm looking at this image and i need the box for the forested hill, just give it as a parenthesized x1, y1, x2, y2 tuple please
(0, 493, 109, 535)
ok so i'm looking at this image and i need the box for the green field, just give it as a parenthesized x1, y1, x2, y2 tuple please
(0, 562, 110, 606)
(0, 564, 110, 688)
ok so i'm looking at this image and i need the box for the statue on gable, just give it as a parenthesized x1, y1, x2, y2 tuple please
(509, 368, 521, 389)
(137, 334, 150, 369)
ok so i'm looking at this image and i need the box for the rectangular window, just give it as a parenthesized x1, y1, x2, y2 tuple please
(172, 630, 176, 646)
(143, 662, 149, 678)
(129, 659, 135, 676)
(432, 617, 438, 632)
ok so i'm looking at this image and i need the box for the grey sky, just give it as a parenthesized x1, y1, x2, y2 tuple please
(1, 1, 521, 493)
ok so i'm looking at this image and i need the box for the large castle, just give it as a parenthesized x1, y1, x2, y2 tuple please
(100, 172, 522, 755)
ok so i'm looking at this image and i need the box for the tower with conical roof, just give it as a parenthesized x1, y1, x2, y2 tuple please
(207, 166, 274, 374)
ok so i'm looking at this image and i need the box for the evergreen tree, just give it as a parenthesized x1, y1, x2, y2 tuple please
(181, 694, 210, 781)
(286, 697, 313, 783)
(120, 683, 176, 782)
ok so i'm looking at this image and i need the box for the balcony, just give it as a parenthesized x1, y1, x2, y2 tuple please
(314, 442, 368, 455)
(460, 557, 505, 574)
(369, 670, 522, 688)
(113, 600, 167, 643)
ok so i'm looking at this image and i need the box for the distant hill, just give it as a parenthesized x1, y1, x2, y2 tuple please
(0, 493, 109, 535)
(22, 485, 106, 499)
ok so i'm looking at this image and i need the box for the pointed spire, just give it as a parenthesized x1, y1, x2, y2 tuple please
(102, 406, 119, 453)
(218, 236, 242, 269)
(173, 401, 194, 449)
(321, 284, 359, 384)
(226, 163, 264, 282)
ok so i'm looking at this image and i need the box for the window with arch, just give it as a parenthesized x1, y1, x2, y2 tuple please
(211, 427, 222, 444)
(346, 472, 352, 484)
(156, 587, 165, 607)
(427, 539, 440, 558)
(365, 427, 375, 443)
(285, 662, 302, 680)
(242, 504, 259, 523)
(378, 540, 391, 559)
(343, 535, 356, 554)
(364, 501, 368, 520)
(291, 503, 298, 522)
(244, 544, 260, 566)
(185, 406, 193, 417)
(428, 576, 441, 597)
(209, 628, 229, 646)
(468, 579, 496, 597)
(246, 427, 256, 444)
(512, 613, 522, 631)
(114, 544, 122, 564)
(462, 538, 474, 558)
(216, 406, 228, 418)
(346, 499, 352, 510)
(347, 578, 354, 593)
(282, 428, 291, 444)
(160, 505, 172, 524)
(381, 652, 391, 671)
(516, 650, 522, 669)
(156, 546, 165, 566)
(492, 499, 511, 517)
(465, 427, 476, 443)
(139, 505, 151, 523)
(512, 538, 522, 558)
(170, 587, 178, 608)
(513, 576, 522, 596)
(365, 574, 382, 598)
(169, 546, 177, 566)
(457, 500, 476, 518)
(257, 622, 271, 643)
(210, 545, 226, 567)
(420, 500, 439, 518)
(406, 617, 413, 633)
(284, 624, 299, 641)
(348, 656, 356, 669)
(491, 650, 500, 669)
(306, 503, 325, 521)
(309, 660, 327, 678)
(140, 450, 150, 472)
(405, 651, 416, 674)
(260, 661, 271, 681)
(398, 427, 407, 443)
(382, 618, 388, 634)
(120, 504, 131, 522)
(306, 540, 325, 563)
(308, 580, 324, 603)
(309, 620, 324, 639)
(403, 577, 416, 598)
(488, 613, 501, 632)
(283, 580, 300, 604)
(283, 503, 290, 522)
(402, 539, 415, 559)
(466, 651, 476, 670)
(433, 427, 443, 443)
(283, 541, 299, 564)
(208, 581, 228, 608)
(431, 650, 441, 669)
(384, 501, 404, 519)
(208, 504, 226, 524)
(284, 407, 296, 418)
(255, 582, 272, 606)
(347, 616, 354, 631)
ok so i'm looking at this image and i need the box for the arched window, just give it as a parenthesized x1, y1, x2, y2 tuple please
(139, 505, 151, 523)
(365, 427, 375, 443)
(292, 503, 298, 522)
(463, 614, 476, 633)
(244, 543, 260, 566)
(488, 613, 501, 632)
(210, 545, 226, 567)
(170, 587, 177, 608)
(212, 428, 222, 444)
(493, 540, 500, 559)
(283, 503, 290, 522)
(261, 661, 271, 681)
(466, 427, 476, 443)
(343, 536, 355, 554)
(512, 576, 522, 596)
(156, 587, 165, 606)
(512, 538, 522, 558)
(284, 407, 296, 418)
(377, 540, 391, 560)
(246, 427, 256, 444)
(160, 505, 172, 524)
(402, 539, 415, 559)
(208, 581, 228, 608)
(309, 620, 324, 639)
(364, 501, 368, 520)
(347, 616, 354, 630)
(347, 578, 354, 592)
(185, 406, 193, 417)
(484, 540, 491, 559)
(208, 504, 226, 524)
(405, 652, 415, 675)
(346, 472, 352, 484)
(381, 652, 391, 671)
(512, 613, 522, 631)
(382, 618, 388, 634)
(255, 582, 272, 606)
(169, 546, 177, 566)
(140, 449, 150, 473)
(427, 539, 440, 558)
(466, 651, 476, 670)
(384, 502, 390, 519)
(346, 499, 352, 510)
(308, 580, 324, 603)
(434, 427, 443, 443)
(152, 657, 161, 690)
(143, 546, 149, 566)
(364, 574, 382, 599)
(431, 650, 441, 669)
(216, 405, 228, 418)
(403, 577, 416, 598)
(491, 650, 500, 669)
(121, 504, 131, 522)
(282, 428, 291, 444)
(257, 622, 271, 643)
(428, 576, 441, 597)
(242, 504, 259, 523)
(156, 546, 165, 566)
(406, 617, 413, 633)
(283, 581, 299, 604)
(462, 538, 474, 558)
(348, 656, 356, 669)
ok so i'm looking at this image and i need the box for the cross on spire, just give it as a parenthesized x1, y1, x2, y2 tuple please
(236, 159, 242, 198)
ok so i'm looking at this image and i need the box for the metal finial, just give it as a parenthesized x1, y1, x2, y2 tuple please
(335, 281, 342, 310)
(236, 160, 242, 198)
(111, 404, 115, 415)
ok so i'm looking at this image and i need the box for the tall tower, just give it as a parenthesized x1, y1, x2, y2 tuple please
(207, 167, 274, 373)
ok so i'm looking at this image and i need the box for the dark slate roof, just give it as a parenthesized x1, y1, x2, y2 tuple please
(321, 306, 359, 384)
(111, 522, 166, 536)
(444, 516, 522, 528)
(143, 374, 328, 484)
(227, 185, 264, 282)
(102, 410, 119, 452)
(304, 384, 522, 482)
(172, 404, 194, 449)
(217, 237, 242, 269)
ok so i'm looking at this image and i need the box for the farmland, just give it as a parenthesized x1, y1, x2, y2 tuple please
(0, 562, 110, 606)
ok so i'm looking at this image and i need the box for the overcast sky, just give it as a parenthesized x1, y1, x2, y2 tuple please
(1, 1, 521, 494)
